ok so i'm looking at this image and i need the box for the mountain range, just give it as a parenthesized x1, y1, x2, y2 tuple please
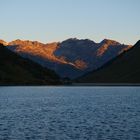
(0, 38, 132, 79)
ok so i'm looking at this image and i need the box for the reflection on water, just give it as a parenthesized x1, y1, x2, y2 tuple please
(0, 86, 140, 140)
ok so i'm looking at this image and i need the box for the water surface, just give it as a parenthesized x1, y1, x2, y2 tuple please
(0, 86, 140, 140)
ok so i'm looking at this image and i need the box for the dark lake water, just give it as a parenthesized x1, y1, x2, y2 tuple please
(0, 86, 140, 140)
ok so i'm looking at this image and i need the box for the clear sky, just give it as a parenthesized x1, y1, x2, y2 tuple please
(0, 0, 140, 45)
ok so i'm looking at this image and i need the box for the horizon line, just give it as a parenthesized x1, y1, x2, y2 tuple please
(0, 37, 134, 45)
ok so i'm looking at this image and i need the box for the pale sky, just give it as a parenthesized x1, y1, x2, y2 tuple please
(0, 0, 140, 45)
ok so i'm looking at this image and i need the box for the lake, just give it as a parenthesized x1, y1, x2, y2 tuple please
(0, 86, 140, 140)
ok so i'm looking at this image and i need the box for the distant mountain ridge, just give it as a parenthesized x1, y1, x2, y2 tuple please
(78, 40, 140, 83)
(1, 38, 132, 79)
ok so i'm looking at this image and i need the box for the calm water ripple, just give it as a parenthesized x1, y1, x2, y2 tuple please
(0, 86, 140, 140)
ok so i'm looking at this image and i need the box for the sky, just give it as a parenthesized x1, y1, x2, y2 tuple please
(0, 0, 140, 45)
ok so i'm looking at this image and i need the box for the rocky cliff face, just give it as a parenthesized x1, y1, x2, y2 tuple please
(3, 38, 132, 79)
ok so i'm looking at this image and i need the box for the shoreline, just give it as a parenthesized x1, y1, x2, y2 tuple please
(0, 83, 140, 87)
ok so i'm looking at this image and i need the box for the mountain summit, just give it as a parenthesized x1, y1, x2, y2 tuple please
(100, 39, 121, 45)
(0, 39, 8, 46)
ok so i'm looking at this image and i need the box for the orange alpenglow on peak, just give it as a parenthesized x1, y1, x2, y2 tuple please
(97, 39, 132, 57)
(100, 39, 121, 45)
(0, 39, 8, 46)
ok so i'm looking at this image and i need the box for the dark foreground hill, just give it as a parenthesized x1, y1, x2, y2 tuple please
(78, 40, 140, 83)
(0, 44, 61, 85)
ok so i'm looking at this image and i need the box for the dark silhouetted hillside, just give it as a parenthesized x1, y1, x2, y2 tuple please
(0, 44, 61, 85)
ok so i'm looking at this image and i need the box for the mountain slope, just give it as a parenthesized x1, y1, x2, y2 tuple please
(6, 38, 132, 79)
(0, 39, 8, 46)
(0, 44, 61, 85)
(78, 40, 140, 83)
(55, 38, 132, 73)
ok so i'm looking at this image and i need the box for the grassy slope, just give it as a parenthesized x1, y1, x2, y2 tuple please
(78, 40, 140, 83)
(0, 44, 61, 85)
